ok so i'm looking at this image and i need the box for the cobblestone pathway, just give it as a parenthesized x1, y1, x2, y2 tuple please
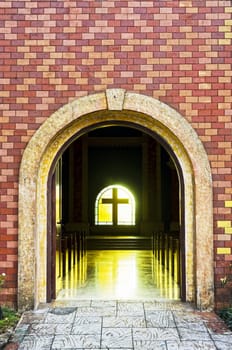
(7, 300, 232, 349)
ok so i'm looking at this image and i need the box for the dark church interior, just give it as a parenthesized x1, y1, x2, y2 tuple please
(52, 125, 181, 300)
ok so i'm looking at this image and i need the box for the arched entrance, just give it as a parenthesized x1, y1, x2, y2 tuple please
(51, 125, 182, 301)
(18, 89, 214, 310)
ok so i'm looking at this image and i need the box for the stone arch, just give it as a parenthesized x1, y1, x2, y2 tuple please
(18, 89, 214, 310)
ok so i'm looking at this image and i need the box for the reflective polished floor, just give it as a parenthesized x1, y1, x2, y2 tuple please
(56, 250, 180, 301)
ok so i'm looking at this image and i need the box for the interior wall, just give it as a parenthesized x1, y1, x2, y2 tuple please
(88, 145, 142, 233)
(61, 129, 179, 236)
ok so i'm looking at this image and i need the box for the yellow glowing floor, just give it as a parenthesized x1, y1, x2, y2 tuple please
(56, 250, 180, 300)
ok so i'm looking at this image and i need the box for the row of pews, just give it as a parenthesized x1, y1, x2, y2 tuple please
(56, 226, 180, 285)
(152, 231, 180, 284)
(56, 225, 88, 278)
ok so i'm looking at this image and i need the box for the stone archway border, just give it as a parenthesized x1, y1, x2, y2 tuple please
(18, 89, 213, 310)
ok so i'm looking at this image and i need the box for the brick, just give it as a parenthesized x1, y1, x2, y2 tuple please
(217, 248, 231, 255)
(0, 0, 231, 308)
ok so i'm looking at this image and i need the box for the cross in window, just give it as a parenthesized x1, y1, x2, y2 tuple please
(102, 187, 129, 225)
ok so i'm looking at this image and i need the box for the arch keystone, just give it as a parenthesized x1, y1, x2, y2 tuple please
(106, 88, 126, 110)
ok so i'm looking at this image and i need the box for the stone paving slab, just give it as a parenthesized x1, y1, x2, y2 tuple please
(102, 328, 133, 348)
(103, 316, 146, 328)
(72, 316, 102, 335)
(52, 334, 101, 349)
(166, 340, 217, 349)
(6, 300, 232, 350)
(145, 310, 175, 327)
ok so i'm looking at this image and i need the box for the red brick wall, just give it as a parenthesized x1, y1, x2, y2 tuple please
(0, 0, 231, 308)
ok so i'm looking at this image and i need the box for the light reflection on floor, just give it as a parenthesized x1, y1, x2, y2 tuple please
(56, 250, 180, 301)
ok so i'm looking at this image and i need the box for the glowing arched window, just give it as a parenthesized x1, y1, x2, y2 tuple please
(95, 185, 135, 225)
